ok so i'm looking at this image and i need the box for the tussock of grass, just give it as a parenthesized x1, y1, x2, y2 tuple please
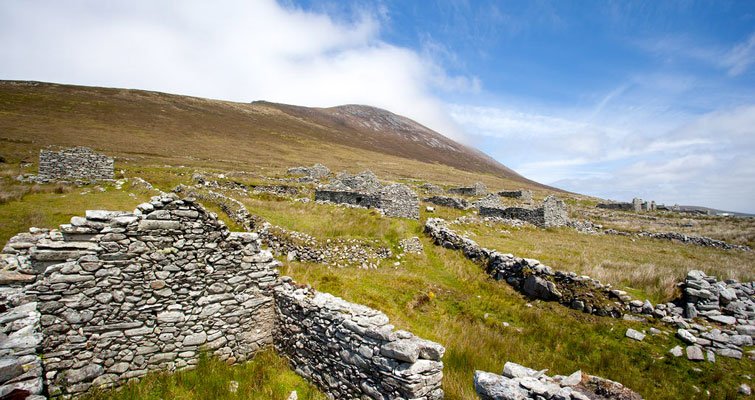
(82, 349, 326, 400)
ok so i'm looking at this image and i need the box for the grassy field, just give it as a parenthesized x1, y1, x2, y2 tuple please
(458, 222, 755, 303)
(281, 239, 753, 400)
(82, 349, 326, 400)
(1, 161, 753, 399)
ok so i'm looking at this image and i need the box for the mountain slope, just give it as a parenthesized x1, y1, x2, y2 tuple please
(260, 102, 523, 179)
(0, 80, 545, 188)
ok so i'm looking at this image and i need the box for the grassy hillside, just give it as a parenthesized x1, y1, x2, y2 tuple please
(0, 80, 546, 192)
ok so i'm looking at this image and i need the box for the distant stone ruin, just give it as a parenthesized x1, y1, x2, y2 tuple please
(286, 163, 330, 181)
(37, 146, 114, 181)
(480, 195, 568, 228)
(448, 182, 487, 196)
(497, 189, 533, 203)
(597, 197, 656, 212)
(315, 170, 420, 219)
(0, 194, 444, 398)
(423, 196, 470, 210)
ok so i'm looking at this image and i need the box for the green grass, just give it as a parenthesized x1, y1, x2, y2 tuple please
(282, 239, 753, 400)
(82, 349, 326, 400)
(0, 177, 153, 244)
(1, 162, 753, 400)
(239, 194, 420, 248)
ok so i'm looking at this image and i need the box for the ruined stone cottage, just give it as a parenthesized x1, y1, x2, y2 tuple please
(0, 194, 443, 399)
(480, 195, 569, 227)
(315, 170, 419, 219)
(37, 146, 114, 181)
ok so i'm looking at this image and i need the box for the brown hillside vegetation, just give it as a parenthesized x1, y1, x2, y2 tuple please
(0, 80, 546, 191)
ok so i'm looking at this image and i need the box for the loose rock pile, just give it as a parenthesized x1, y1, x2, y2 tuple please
(475, 362, 642, 400)
(399, 237, 424, 254)
(480, 195, 569, 228)
(666, 270, 755, 362)
(275, 279, 445, 400)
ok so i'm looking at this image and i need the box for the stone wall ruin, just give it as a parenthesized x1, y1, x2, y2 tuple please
(37, 147, 114, 181)
(497, 189, 532, 203)
(480, 195, 568, 228)
(0, 195, 443, 398)
(315, 170, 420, 219)
(448, 182, 487, 196)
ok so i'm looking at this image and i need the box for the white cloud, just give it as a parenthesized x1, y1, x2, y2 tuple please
(724, 33, 755, 76)
(0, 0, 476, 140)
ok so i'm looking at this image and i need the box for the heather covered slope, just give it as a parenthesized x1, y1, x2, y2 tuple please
(0, 80, 544, 190)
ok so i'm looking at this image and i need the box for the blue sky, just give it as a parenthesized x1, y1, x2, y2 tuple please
(2, 0, 754, 212)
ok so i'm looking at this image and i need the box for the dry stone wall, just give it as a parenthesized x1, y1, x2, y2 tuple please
(424, 218, 626, 317)
(316, 171, 419, 219)
(38, 147, 114, 181)
(0, 194, 444, 398)
(423, 196, 470, 210)
(275, 280, 444, 400)
(480, 196, 568, 228)
(22, 195, 278, 397)
(175, 185, 393, 268)
(448, 182, 486, 196)
(497, 190, 533, 203)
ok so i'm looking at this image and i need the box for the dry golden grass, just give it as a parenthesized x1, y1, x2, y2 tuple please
(574, 206, 755, 248)
(463, 223, 755, 302)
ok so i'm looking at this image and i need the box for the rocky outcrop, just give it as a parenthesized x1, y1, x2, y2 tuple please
(275, 279, 444, 400)
(480, 196, 569, 228)
(37, 147, 113, 182)
(475, 362, 642, 400)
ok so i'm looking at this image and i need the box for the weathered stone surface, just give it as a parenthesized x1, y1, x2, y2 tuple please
(474, 370, 528, 400)
(686, 346, 705, 361)
(625, 329, 646, 341)
(523, 275, 562, 301)
(35, 146, 114, 182)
